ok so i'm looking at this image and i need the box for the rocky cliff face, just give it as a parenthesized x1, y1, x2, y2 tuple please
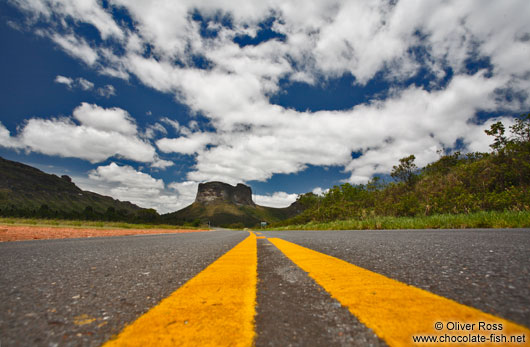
(164, 180, 305, 227)
(195, 181, 255, 206)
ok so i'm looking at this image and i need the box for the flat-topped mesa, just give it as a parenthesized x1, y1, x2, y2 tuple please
(195, 181, 255, 206)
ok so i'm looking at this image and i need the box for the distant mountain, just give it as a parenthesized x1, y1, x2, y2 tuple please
(162, 181, 304, 228)
(0, 156, 154, 220)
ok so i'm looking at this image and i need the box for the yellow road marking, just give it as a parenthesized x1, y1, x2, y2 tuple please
(104, 233, 257, 347)
(257, 236, 266, 239)
(269, 238, 530, 346)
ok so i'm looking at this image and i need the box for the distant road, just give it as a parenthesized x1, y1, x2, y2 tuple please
(1, 229, 529, 346)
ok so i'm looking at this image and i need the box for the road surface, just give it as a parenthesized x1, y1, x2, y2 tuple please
(1, 228, 529, 346)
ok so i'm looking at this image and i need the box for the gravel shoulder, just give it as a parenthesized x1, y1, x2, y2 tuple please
(0, 225, 208, 242)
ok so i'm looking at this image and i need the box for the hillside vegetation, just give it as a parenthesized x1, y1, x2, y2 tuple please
(0, 161, 302, 227)
(274, 114, 530, 228)
(0, 157, 158, 223)
(162, 200, 302, 228)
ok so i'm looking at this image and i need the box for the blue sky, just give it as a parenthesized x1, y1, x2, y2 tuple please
(1, 1, 529, 213)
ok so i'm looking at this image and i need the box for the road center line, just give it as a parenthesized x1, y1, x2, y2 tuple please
(103, 232, 257, 347)
(269, 237, 529, 346)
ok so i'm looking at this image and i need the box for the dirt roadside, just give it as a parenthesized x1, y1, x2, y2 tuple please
(0, 225, 209, 242)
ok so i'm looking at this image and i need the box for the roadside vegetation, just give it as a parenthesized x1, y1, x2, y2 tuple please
(271, 113, 530, 230)
(269, 211, 530, 230)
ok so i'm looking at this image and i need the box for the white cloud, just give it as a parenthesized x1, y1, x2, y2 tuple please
(54, 76, 119, 99)
(253, 191, 298, 208)
(0, 103, 156, 163)
(167, 180, 199, 209)
(73, 102, 137, 135)
(51, 33, 98, 66)
(9, 0, 530, 202)
(97, 84, 116, 98)
(312, 187, 328, 196)
(144, 123, 167, 139)
(0, 123, 22, 149)
(151, 157, 174, 169)
(77, 77, 94, 90)
(183, 71, 507, 184)
(55, 75, 94, 90)
(77, 163, 184, 213)
(12, 0, 124, 40)
(157, 132, 215, 155)
(54, 75, 74, 87)
(19, 118, 154, 163)
(161, 117, 180, 131)
(89, 162, 163, 189)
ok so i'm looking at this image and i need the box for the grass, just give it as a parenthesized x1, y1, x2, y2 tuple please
(0, 217, 204, 230)
(266, 210, 530, 230)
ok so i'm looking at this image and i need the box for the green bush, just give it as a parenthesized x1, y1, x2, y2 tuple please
(273, 114, 530, 228)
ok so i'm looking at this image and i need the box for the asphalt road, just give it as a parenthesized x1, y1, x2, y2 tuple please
(1, 228, 529, 346)
(0, 230, 246, 346)
(260, 229, 530, 328)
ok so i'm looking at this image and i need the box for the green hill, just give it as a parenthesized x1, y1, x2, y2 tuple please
(0, 159, 305, 227)
(0, 156, 157, 221)
(162, 182, 304, 228)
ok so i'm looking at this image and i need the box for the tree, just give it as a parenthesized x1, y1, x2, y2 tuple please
(135, 208, 159, 223)
(366, 176, 383, 191)
(83, 205, 95, 220)
(510, 113, 530, 144)
(38, 204, 51, 218)
(483, 113, 530, 188)
(485, 113, 530, 151)
(424, 151, 461, 175)
(485, 121, 507, 152)
(391, 155, 418, 186)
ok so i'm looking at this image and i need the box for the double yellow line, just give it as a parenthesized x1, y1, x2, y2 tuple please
(104, 232, 529, 346)
(104, 233, 257, 346)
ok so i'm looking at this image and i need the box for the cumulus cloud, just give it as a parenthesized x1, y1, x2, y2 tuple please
(73, 102, 136, 135)
(89, 162, 164, 189)
(157, 132, 215, 155)
(9, 0, 530, 191)
(54, 75, 74, 87)
(253, 191, 298, 208)
(312, 187, 329, 196)
(0, 123, 22, 149)
(167, 181, 200, 209)
(0, 103, 156, 163)
(97, 84, 116, 98)
(19, 118, 154, 163)
(77, 163, 183, 213)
